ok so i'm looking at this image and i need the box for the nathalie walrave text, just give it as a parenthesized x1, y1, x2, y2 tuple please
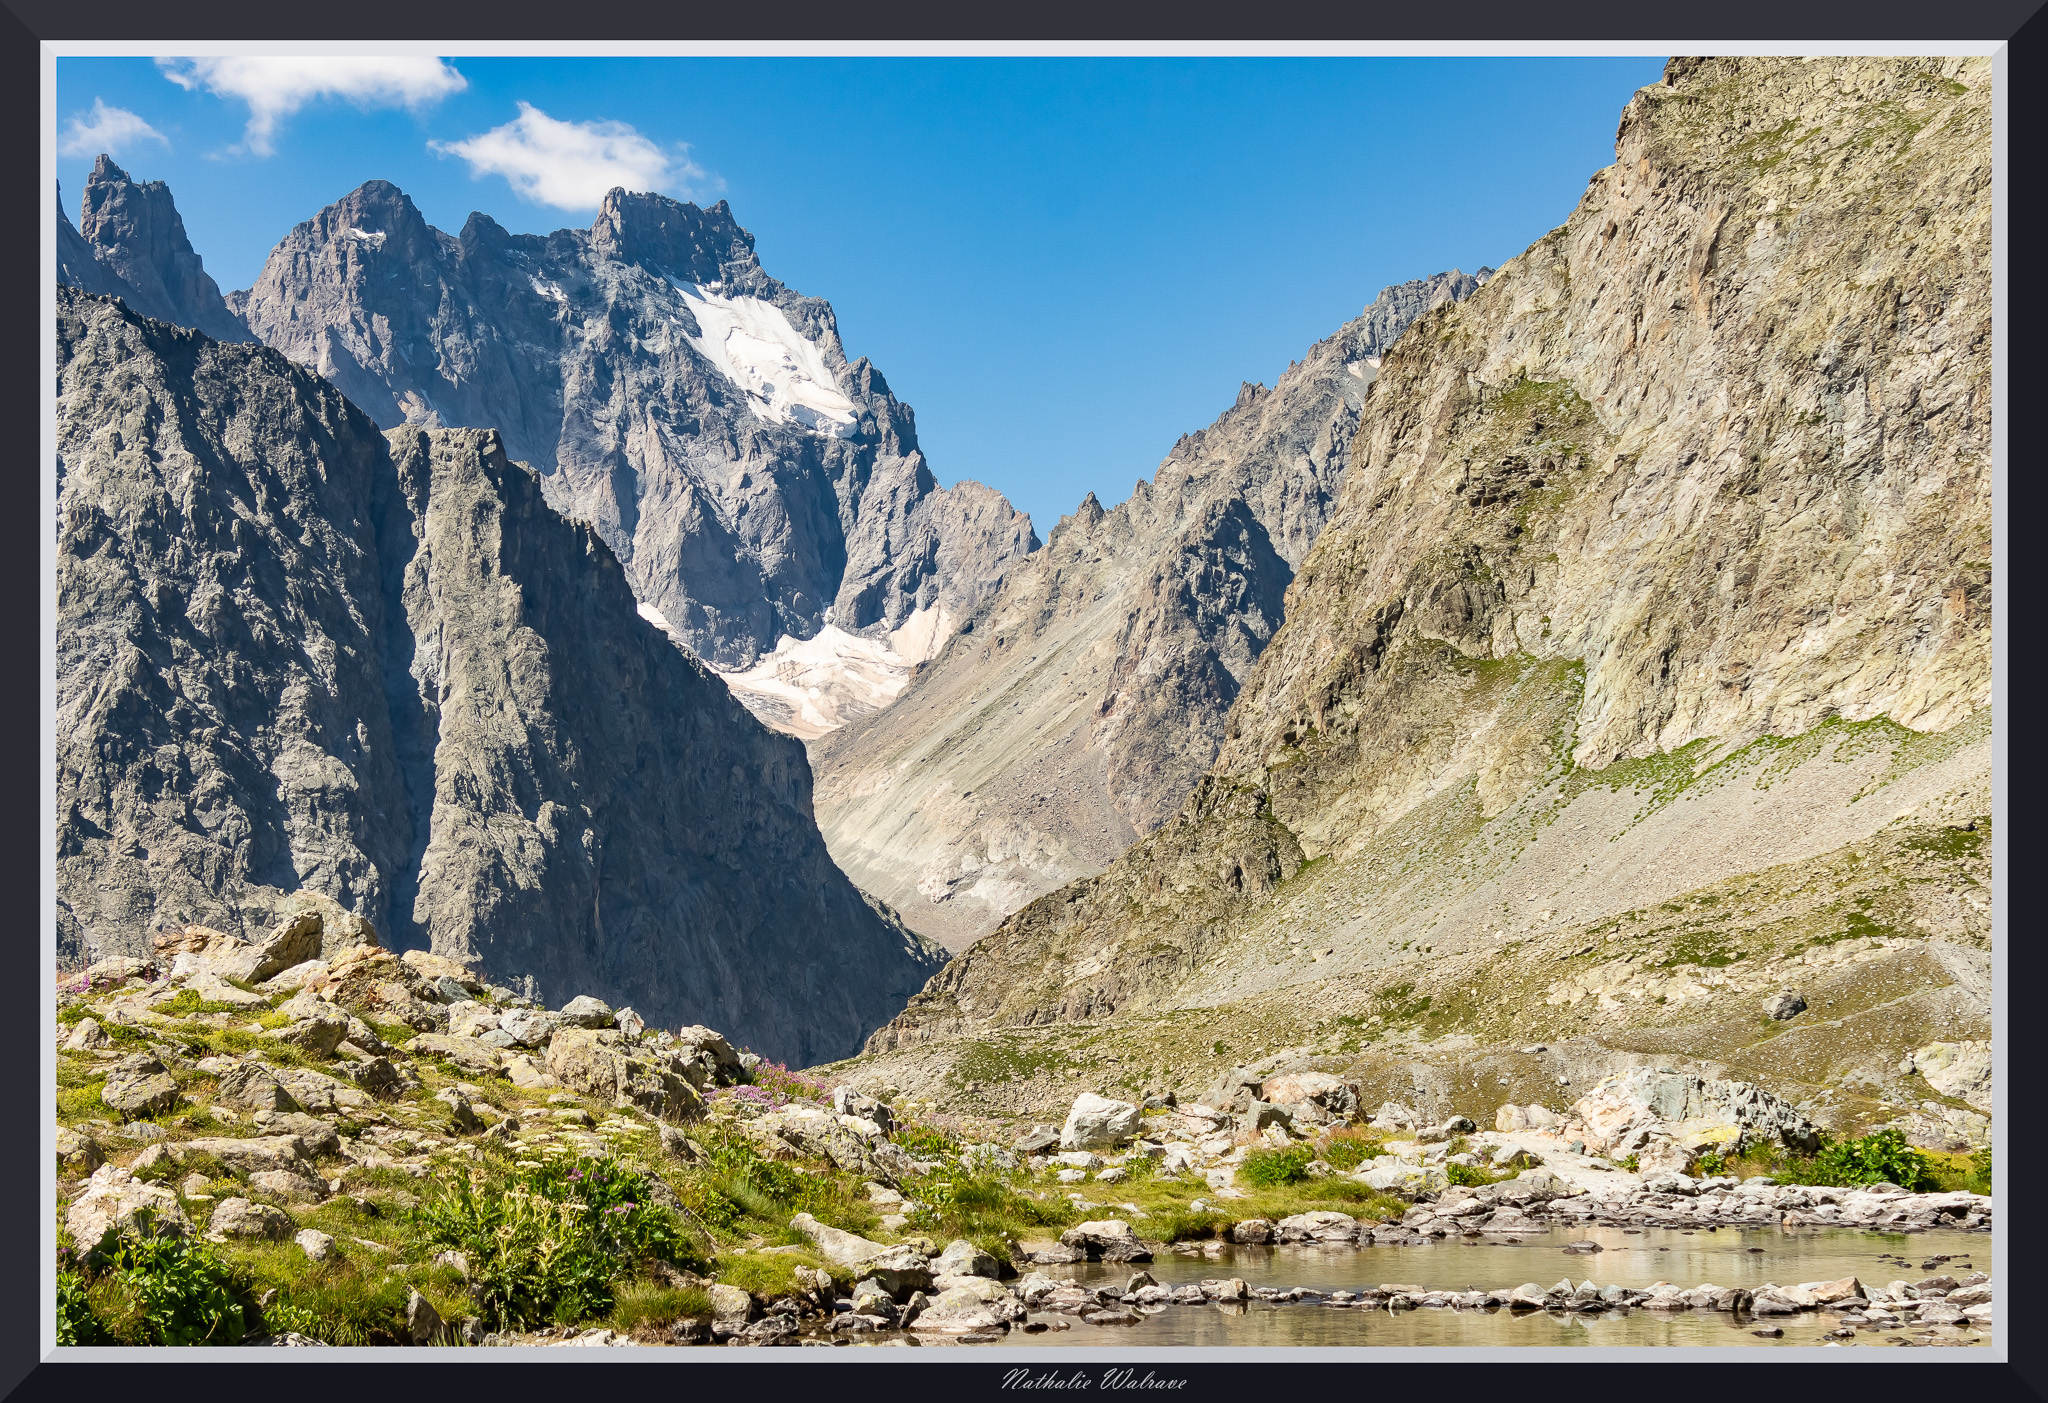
(1003, 1370, 1188, 1390)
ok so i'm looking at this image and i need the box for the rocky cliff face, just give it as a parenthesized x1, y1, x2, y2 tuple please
(861, 55, 1992, 1130)
(67, 155, 252, 344)
(809, 272, 1489, 950)
(56, 287, 943, 1065)
(229, 181, 1035, 677)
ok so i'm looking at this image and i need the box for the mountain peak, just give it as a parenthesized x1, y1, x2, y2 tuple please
(590, 187, 754, 282)
(69, 158, 251, 343)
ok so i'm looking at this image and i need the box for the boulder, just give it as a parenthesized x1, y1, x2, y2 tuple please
(250, 1170, 330, 1204)
(260, 1014, 351, 1059)
(1260, 1072, 1362, 1125)
(858, 1246, 935, 1299)
(257, 960, 330, 995)
(295, 1229, 336, 1262)
(1495, 1104, 1560, 1132)
(406, 1288, 446, 1345)
(1274, 1211, 1360, 1243)
(1245, 1100, 1295, 1133)
(66, 1165, 191, 1246)
(1228, 1218, 1274, 1245)
(62, 1017, 110, 1051)
(748, 1106, 912, 1184)
(172, 1136, 316, 1175)
(1761, 992, 1807, 1020)
(1058, 1219, 1151, 1262)
(1901, 1040, 1993, 1111)
(101, 1053, 180, 1118)
(214, 1061, 300, 1113)
(910, 1284, 1017, 1333)
(1781, 1277, 1863, 1307)
(557, 996, 616, 1029)
(1440, 1115, 1477, 1134)
(397, 950, 483, 994)
(410, 1034, 509, 1079)
(56, 1126, 104, 1177)
(832, 1085, 896, 1132)
(207, 1197, 294, 1242)
(1560, 1068, 1821, 1158)
(1371, 1101, 1422, 1131)
(498, 1007, 559, 1048)
(546, 1028, 702, 1119)
(272, 890, 380, 960)
(1013, 1125, 1061, 1155)
(344, 1056, 406, 1099)
(1360, 1163, 1449, 1195)
(935, 1239, 1001, 1279)
(445, 1002, 502, 1040)
(434, 1087, 485, 1134)
(272, 1066, 370, 1114)
(1061, 1093, 1143, 1150)
(788, 1212, 891, 1268)
(672, 1026, 748, 1086)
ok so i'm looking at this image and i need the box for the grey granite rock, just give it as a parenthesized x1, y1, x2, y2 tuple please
(55, 288, 943, 1065)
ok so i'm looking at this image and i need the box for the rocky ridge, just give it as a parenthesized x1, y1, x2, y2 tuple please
(56, 287, 941, 1065)
(810, 271, 1491, 950)
(850, 57, 1992, 1143)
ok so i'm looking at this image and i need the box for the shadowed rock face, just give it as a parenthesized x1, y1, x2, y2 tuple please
(67, 155, 253, 344)
(809, 271, 1490, 951)
(56, 287, 943, 1065)
(867, 55, 1992, 1053)
(228, 180, 1035, 674)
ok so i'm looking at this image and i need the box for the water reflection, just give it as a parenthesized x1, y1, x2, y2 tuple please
(967, 1225, 1991, 1350)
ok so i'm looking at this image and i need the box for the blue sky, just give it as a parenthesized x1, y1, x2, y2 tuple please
(55, 56, 1666, 533)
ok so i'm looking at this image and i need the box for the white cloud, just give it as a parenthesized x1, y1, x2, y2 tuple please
(158, 56, 466, 156)
(58, 99, 169, 159)
(431, 102, 711, 211)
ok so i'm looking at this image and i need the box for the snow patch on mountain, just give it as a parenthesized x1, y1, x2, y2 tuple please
(671, 279, 858, 436)
(712, 605, 951, 740)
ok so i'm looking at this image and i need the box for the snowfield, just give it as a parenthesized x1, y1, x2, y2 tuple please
(671, 279, 859, 437)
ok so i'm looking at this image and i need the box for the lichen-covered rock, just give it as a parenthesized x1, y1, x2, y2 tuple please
(1058, 1219, 1151, 1262)
(100, 1053, 180, 1118)
(67, 1165, 191, 1246)
(55, 1127, 104, 1178)
(1060, 1092, 1142, 1150)
(214, 1062, 300, 1113)
(545, 1028, 702, 1119)
(1562, 1068, 1821, 1158)
(1902, 1040, 1991, 1111)
(1260, 1072, 1361, 1125)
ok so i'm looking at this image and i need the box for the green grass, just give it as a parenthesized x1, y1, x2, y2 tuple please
(607, 1281, 711, 1333)
(712, 1249, 845, 1299)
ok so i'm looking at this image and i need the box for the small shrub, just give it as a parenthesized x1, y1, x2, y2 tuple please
(56, 1270, 109, 1346)
(1239, 1145, 1316, 1188)
(413, 1154, 699, 1331)
(1968, 1145, 1991, 1194)
(1319, 1131, 1384, 1172)
(71, 1221, 248, 1345)
(1801, 1129, 1940, 1191)
(1443, 1162, 1506, 1188)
